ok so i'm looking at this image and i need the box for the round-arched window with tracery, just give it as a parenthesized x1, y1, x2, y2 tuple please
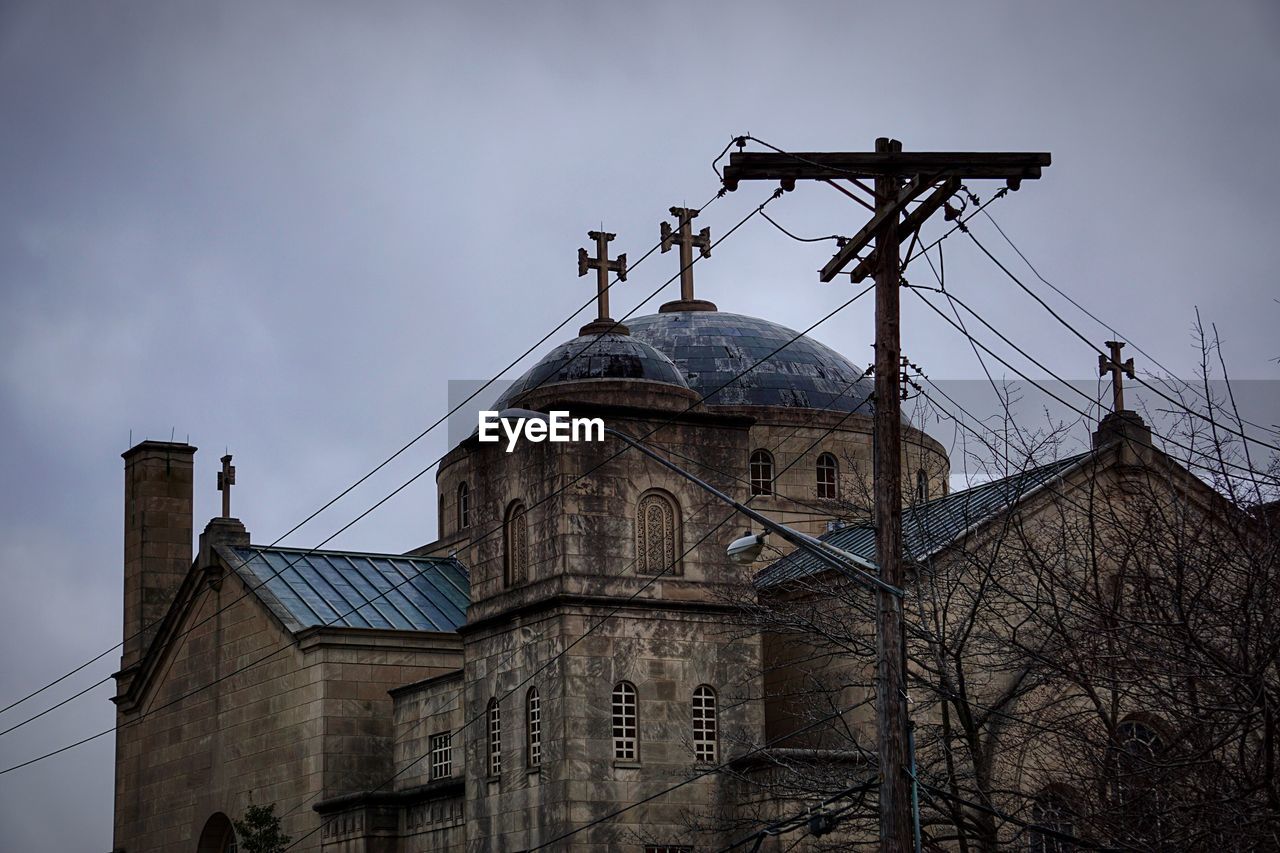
(636, 491, 680, 575)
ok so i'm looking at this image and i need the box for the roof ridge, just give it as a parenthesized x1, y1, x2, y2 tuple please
(235, 543, 460, 562)
(756, 449, 1093, 589)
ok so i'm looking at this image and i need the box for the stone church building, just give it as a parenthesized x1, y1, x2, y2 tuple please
(111, 284, 1196, 851)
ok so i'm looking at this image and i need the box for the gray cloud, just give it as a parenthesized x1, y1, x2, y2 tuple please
(2, 1, 1278, 848)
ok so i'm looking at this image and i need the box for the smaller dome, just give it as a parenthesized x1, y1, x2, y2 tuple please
(495, 333, 689, 409)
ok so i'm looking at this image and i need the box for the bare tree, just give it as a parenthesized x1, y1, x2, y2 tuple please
(691, 335, 1280, 852)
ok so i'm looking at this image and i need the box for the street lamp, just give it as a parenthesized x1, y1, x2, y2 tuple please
(726, 530, 768, 564)
(498, 408, 920, 848)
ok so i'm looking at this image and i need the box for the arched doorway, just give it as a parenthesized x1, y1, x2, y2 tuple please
(196, 812, 237, 853)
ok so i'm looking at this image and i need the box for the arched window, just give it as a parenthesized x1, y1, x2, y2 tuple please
(749, 450, 774, 496)
(915, 468, 928, 503)
(457, 481, 470, 530)
(692, 685, 718, 763)
(196, 813, 237, 853)
(636, 491, 680, 576)
(1115, 719, 1163, 776)
(612, 681, 638, 761)
(487, 697, 502, 776)
(1028, 792, 1075, 853)
(816, 452, 838, 499)
(1112, 718, 1166, 842)
(526, 687, 541, 768)
(503, 501, 528, 586)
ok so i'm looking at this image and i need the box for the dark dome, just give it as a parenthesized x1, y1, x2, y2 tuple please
(495, 333, 689, 409)
(628, 311, 875, 413)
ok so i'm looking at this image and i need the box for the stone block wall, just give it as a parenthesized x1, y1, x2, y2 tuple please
(115, 567, 465, 853)
(462, 603, 762, 851)
(114, 575, 325, 853)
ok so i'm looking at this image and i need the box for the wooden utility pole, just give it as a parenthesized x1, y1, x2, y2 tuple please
(870, 136, 912, 853)
(724, 139, 1049, 852)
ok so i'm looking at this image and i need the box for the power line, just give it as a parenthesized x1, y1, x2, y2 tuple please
(0, 184, 774, 757)
(713, 782, 877, 852)
(904, 282, 1279, 486)
(915, 779, 1125, 852)
(978, 209, 1277, 439)
(963, 224, 1280, 456)
(0, 553, 448, 776)
(525, 700, 875, 852)
(0, 212, 866, 780)
(760, 209, 845, 244)
(278, 285, 881, 848)
(2, 171, 783, 735)
(0, 184, 729, 723)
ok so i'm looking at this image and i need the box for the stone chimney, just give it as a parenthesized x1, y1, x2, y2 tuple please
(121, 441, 195, 669)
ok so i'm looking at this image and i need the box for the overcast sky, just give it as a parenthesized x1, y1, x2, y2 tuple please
(1, 2, 1277, 849)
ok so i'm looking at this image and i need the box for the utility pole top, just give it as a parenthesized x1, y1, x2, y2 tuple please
(659, 206, 717, 313)
(577, 230, 628, 336)
(722, 148, 1050, 190)
(1099, 340, 1136, 413)
(721, 141, 1050, 283)
(217, 453, 236, 519)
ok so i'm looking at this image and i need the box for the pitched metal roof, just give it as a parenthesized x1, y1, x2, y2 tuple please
(222, 545, 470, 633)
(755, 452, 1090, 588)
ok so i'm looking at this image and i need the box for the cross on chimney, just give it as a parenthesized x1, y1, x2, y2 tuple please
(1099, 340, 1135, 413)
(577, 230, 627, 335)
(217, 453, 236, 518)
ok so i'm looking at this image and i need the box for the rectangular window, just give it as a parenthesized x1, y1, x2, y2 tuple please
(429, 731, 452, 779)
(693, 686, 717, 763)
(527, 690, 542, 767)
(612, 682, 638, 761)
(488, 699, 502, 776)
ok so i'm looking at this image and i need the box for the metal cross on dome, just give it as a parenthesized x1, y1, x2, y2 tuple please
(578, 230, 627, 323)
(660, 206, 711, 303)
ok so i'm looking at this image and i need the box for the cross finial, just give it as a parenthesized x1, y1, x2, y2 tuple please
(1099, 340, 1135, 413)
(661, 206, 711, 303)
(217, 453, 236, 518)
(577, 230, 627, 331)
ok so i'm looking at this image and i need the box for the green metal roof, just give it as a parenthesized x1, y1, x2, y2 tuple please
(755, 452, 1090, 588)
(225, 545, 470, 633)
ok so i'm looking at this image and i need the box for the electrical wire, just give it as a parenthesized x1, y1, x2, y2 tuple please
(0, 184, 770, 760)
(904, 282, 1279, 486)
(963, 226, 1280, 456)
(275, 283, 881, 847)
(759, 209, 844, 244)
(978, 209, 1277, 439)
(524, 700, 874, 852)
(0, 182, 733, 722)
(0, 206, 867, 782)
